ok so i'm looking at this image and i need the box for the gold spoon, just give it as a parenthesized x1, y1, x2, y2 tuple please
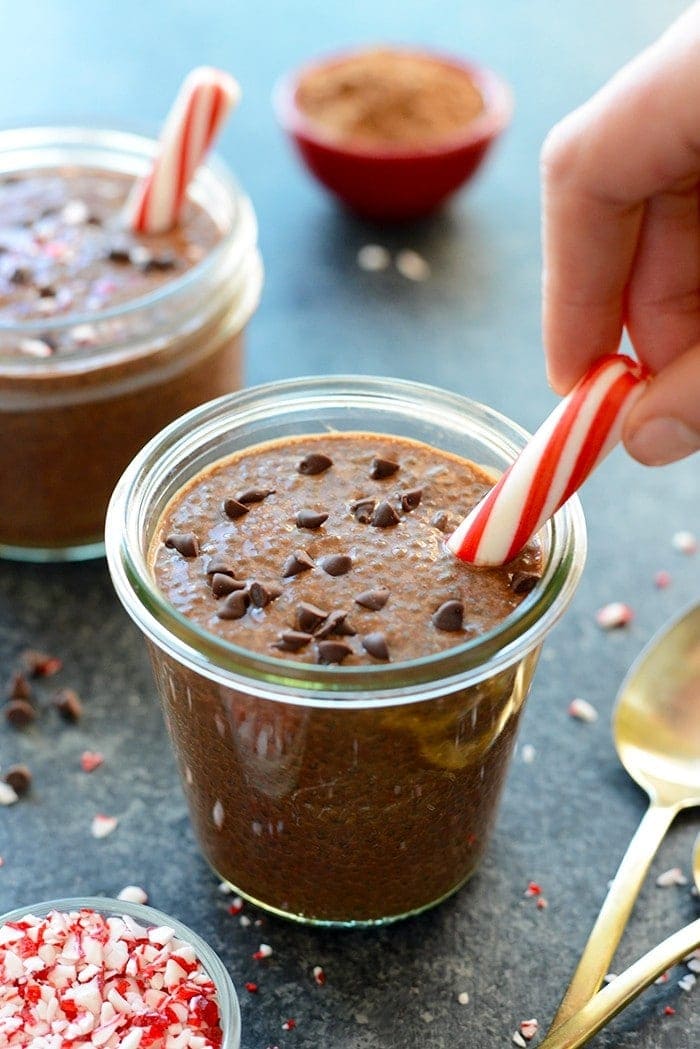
(550, 601, 700, 1029)
(537, 834, 700, 1048)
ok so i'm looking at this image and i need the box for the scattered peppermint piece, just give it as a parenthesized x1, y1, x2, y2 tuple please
(282, 1018, 297, 1031)
(519, 1018, 539, 1040)
(239, 915, 252, 928)
(228, 896, 244, 915)
(678, 973, 696, 992)
(0, 782, 19, 806)
(457, 991, 470, 1005)
(603, 973, 617, 984)
(245, 981, 259, 993)
(357, 244, 390, 272)
(91, 813, 118, 838)
(521, 743, 536, 764)
(218, 880, 233, 894)
(654, 570, 672, 589)
(253, 943, 273, 959)
(117, 885, 148, 904)
(313, 965, 326, 986)
(396, 249, 431, 282)
(524, 881, 542, 898)
(672, 530, 697, 555)
(536, 897, 549, 910)
(655, 971, 670, 984)
(656, 867, 688, 888)
(512, 1032, 527, 1047)
(663, 1005, 676, 1016)
(568, 697, 599, 723)
(80, 750, 104, 773)
(687, 954, 700, 974)
(596, 602, 634, 629)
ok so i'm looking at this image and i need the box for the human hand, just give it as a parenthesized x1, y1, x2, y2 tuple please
(541, 2, 700, 465)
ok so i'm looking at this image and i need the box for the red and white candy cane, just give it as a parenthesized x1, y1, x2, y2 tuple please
(448, 354, 650, 566)
(125, 66, 240, 235)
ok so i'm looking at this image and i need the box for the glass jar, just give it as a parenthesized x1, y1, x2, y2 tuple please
(0, 127, 262, 561)
(0, 895, 241, 1048)
(106, 375, 587, 926)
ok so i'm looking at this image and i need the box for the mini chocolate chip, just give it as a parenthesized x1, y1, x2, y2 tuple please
(400, 488, 423, 511)
(9, 266, 31, 285)
(371, 501, 400, 528)
(86, 213, 102, 226)
(236, 488, 275, 505)
(164, 532, 199, 558)
(107, 244, 131, 264)
(211, 573, 246, 598)
(316, 640, 353, 665)
(141, 252, 177, 272)
(370, 457, 399, 480)
(272, 630, 313, 652)
(249, 581, 282, 608)
(5, 699, 36, 727)
(320, 554, 352, 577)
(4, 763, 31, 795)
(354, 587, 390, 611)
(431, 510, 450, 532)
(282, 549, 314, 578)
(297, 602, 329, 633)
(432, 600, 464, 632)
(350, 498, 375, 524)
(8, 671, 32, 701)
(510, 572, 540, 595)
(53, 688, 83, 722)
(296, 509, 329, 530)
(362, 632, 390, 660)
(298, 452, 333, 475)
(38, 283, 56, 298)
(223, 498, 250, 520)
(205, 559, 235, 577)
(315, 610, 356, 639)
(217, 591, 249, 620)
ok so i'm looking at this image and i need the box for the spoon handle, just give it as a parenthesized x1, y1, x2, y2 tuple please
(537, 915, 700, 1049)
(550, 801, 677, 1029)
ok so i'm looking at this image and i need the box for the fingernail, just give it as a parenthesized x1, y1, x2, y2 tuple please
(626, 417, 700, 466)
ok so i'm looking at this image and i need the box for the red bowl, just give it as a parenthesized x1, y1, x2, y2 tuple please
(274, 48, 513, 222)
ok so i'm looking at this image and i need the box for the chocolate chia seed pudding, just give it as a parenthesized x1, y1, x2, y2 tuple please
(107, 377, 587, 925)
(0, 127, 261, 561)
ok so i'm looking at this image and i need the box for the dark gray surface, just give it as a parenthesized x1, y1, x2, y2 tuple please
(0, 2, 698, 1046)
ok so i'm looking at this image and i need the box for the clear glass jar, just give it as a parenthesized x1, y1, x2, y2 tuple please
(106, 375, 587, 927)
(0, 127, 262, 561)
(0, 895, 241, 1048)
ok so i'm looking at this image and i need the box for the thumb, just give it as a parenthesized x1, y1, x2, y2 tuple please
(623, 343, 700, 465)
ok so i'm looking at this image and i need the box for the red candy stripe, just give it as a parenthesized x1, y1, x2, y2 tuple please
(448, 354, 649, 566)
(125, 67, 239, 235)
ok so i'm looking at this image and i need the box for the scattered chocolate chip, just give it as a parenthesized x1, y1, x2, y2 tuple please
(249, 581, 282, 608)
(350, 498, 375, 524)
(371, 501, 400, 528)
(272, 630, 313, 653)
(211, 573, 246, 598)
(315, 610, 356, 639)
(5, 699, 36, 727)
(432, 600, 464, 632)
(9, 266, 31, 285)
(164, 532, 199, 558)
(510, 571, 540, 595)
(431, 510, 450, 532)
(296, 509, 329, 530)
(320, 554, 352, 577)
(107, 244, 131, 264)
(38, 283, 56, 298)
(354, 587, 390, 611)
(362, 632, 390, 660)
(370, 457, 399, 480)
(53, 687, 83, 722)
(4, 764, 31, 795)
(282, 549, 314, 578)
(20, 650, 62, 678)
(296, 602, 329, 633)
(86, 213, 103, 226)
(205, 558, 235, 577)
(140, 252, 177, 273)
(217, 591, 249, 620)
(298, 452, 333, 475)
(316, 640, 353, 665)
(223, 497, 250, 520)
(400, 488, 423, 512)
(236, 488, 275, 505)
(7, 671, 32, 701)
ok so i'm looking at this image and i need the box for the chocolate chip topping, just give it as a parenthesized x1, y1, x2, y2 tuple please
(296, 509, 329, 530)
(8, 671, 32, 701)
(273, 630, 313, 652)
(298, 452, 333, 475)
(217, 591, 249, 620)
(140, 252, 178, 273)
(282, 550, 315, 578)
(211, 573, 245, 598)
(400, 488, 423, 512)
(316, 640, 353, 665)
(432, 600, 464, 632)
(236, 488, 275, 505)
(320, 554, 352, 577)
(362, 632, 390, 660)
(223, 498, 249, 520)
(297, 602, 329, 633)
(5, 699, 36, 727)
(164, 532, 199, 558)
(4, 763, 31, 795)
(354, 587, 390, 611)
(249, 581, 282, 608)
(107, 244, 131, 264)
(315, 610, 356, 639)
(370, 457, 400, 480)
(53, 688, 83, 722)
(510, 571, 540, 595)
(9, 265, 31, 285)
(431, 510, 450, 532)
(350, 498, 375, 524)
(205, 559, 235, 577)
(371, 501, 400, 528)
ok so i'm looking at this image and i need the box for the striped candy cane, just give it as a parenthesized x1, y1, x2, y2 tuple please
(448, 354, 649, 566)
(125, 67, 240, 235)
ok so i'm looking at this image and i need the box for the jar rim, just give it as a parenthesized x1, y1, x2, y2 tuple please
(106, 375, 587, 707)
(0, 126, 255, 357)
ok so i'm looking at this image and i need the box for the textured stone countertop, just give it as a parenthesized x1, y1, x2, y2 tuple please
(0, 2, 698, 1047)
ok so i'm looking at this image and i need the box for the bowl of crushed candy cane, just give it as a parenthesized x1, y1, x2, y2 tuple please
(0, 896, 241, 1048)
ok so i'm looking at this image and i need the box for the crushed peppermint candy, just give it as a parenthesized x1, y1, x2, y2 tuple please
(663, 1005, 676, 1016)
(655, 971, 670, 984)
(81, 750, 105, 773)
(512, 1032, 527, 1048)
(655, 867, 688, 888)
(654, 570, 672, 589)
(312, 965, 326, 986)
(0, 782, 19, 806)
(520, 743, 536, 764)
(395, 249, 431, 282)
(678, 973, 696, 992)
(518, 1018, 539, 1040)
(568, 697, 599, 723)
(596, 602, 634, 629)
(227, 897, 244, 916)
(524, 882, 542, 898)
(252, 943, 273, 960)
(687, 954, 700, 974)
(239, 915, 251, 929)
(356, 244, 390, 272)
(457, 990, 470, 1005)
(117, 886, 148, 905)
(91, 813, 119, 839)
(671, 530, 697, 555)
(0, 906, 224, 1048)
(281, 1018, 296, 1031)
